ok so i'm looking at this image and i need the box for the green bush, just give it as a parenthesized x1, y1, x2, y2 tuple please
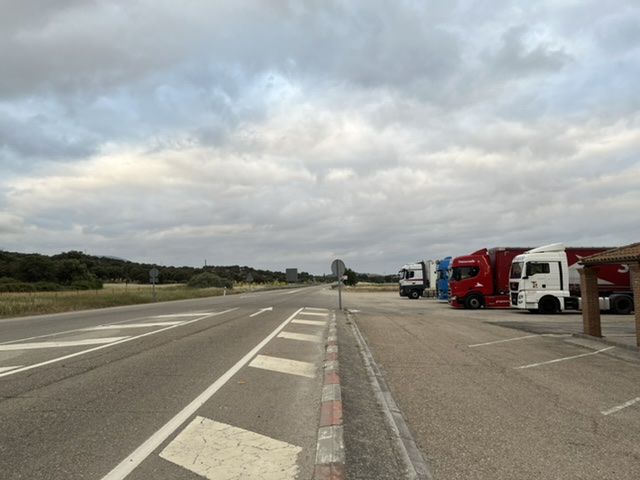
(70, 278, 103, 290)
(187, 272, 233, 289)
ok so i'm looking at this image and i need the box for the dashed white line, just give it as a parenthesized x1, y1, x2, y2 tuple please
(277, 331, 322, 343)
(291, 319, 326, 326)
(0, 366, 22, 373)
(85, 322, 184, 330)
(0, 337, 129, 351)
(516, 346, 615, 370)
(99, 307, 303, 480)
(0, 308, 238, 379)
(601, 397, 640, 416)
(249, 354, 316, 378)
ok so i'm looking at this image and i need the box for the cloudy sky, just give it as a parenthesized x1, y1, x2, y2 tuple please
(1, 1, 639, 274)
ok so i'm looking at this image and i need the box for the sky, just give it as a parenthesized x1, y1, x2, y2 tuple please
(1, 0, 639, 275)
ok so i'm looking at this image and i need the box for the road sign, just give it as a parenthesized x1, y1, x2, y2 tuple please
(331, 259, 346, 277)
(331, 259, 346, 310)
(149, 268, 159, 283)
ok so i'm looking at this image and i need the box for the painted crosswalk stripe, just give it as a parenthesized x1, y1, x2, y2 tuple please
(298, 311, 329, 317)
(0, 337, 129, 351)
(0, 366, 22, 373)
(159, 416, 301, 480)
(305, 307, 329, 311)
(291, 319, 326, 326)
(249, 354, 316, 378)
(85, 322, 184, 330)
(277, 332, 322, 343)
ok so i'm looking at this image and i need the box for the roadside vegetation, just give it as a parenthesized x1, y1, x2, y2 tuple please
(0, 282, 294, 318)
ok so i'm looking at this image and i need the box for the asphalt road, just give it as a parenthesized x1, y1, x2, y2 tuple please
(0, 286, 344, 480)
(345, 291, 640, 480)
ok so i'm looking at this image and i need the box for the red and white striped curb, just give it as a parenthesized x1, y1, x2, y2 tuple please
(313, 312, 345, 480)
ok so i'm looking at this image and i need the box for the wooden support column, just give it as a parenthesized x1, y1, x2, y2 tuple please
(630, 262, 640, 347)
(579, 266, 601, 337)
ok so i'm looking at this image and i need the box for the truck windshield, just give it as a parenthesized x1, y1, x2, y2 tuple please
(450, 266, 479, 281)
(510, 262, 523, 279)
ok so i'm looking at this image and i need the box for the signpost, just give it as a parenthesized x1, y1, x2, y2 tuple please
(331, 259, 346, 310)
(149, 267, 159, 302)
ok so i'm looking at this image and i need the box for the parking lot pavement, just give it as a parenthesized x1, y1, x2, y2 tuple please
(342, 291, 640, 480)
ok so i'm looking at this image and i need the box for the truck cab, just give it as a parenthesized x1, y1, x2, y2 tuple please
(448, 250, 491, 309)
(510, 244, 567, 313)
(398, 261, 427, 299)
(435, 257, 452, 300)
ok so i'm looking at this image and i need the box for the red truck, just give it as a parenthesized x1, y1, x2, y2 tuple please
(448, 247, 531, 309)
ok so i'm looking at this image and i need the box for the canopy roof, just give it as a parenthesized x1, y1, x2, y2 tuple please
(580, 242, 640, 266)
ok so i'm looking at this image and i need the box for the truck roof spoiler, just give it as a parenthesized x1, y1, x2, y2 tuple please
(525, 243, 566, 254)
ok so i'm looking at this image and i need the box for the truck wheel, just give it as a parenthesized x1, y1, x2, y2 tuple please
(611, 295, 633, 315)
(408, 290, 420, 300)
(465, 294, 483, 309)
(538, 296, 559, 314)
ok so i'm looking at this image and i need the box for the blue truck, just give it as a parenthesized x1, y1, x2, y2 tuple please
(436, 257, 452, 300)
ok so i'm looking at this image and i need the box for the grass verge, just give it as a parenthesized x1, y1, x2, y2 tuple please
(0, 282, 295, 318)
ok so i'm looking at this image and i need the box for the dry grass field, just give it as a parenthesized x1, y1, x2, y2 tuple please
(0, 282, 292, 318)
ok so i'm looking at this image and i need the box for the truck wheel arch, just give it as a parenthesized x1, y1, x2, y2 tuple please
(610, 294, 633, 315)
(538, 295, 560, 314)
(465, 293, 484, 309)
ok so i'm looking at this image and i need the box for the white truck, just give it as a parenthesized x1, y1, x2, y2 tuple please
(398, 261, 436, 299)
(509, 243, 633, 314)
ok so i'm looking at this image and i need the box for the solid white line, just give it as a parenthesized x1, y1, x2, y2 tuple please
(516, 347, 615, 370)
(601, 397, 640, 416)
(0, 366, 22, 373)
(469, 335, 539, 348)
(298, 311, 329, 316)
(99, 307, 304, 480)
(0, 337, 129, 351)
(249, 354, 316, 378)
(85, 322, 184, 330)
(291, 319, 326, 326)
(0, 309, 238, 379)
(277, 331, 322, 343)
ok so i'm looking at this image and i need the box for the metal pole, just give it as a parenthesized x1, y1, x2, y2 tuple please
(338, 280, 342, 310)
(152, 281, 157, 302)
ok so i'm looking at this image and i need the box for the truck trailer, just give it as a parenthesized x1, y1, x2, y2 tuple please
(510, 243, 633, 314)
(449, 247, 530, 309)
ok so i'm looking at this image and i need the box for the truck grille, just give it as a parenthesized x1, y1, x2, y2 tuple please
(511, 292, 518, 305)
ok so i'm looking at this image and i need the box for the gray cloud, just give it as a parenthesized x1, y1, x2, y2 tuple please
(1, 0, 639, 274)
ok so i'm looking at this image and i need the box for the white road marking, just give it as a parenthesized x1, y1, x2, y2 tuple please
(84, 322, 184, 330)
(516, 346, 615, 369)
(153, 313, 215, 318)
(297, 311, 329, 317)
(291, 319, 325, 326)
(304, 307, 329, 311)
(99, 307, 303, 480)
(469, 335, 540, 348)
(249, 307, 273, 317)
(249, 354, 316, 378)
(601, 397, 640, 416)
(277, 331, 321, 343)
(0, 337, 129, 351)
(0, 366, 22, 373)
(159, 416, 301, 480)
(469, 333, 570, 347)
(0, 309, 238, 379)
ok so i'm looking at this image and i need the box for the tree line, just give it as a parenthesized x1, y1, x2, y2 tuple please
(0, 250, 314, 292)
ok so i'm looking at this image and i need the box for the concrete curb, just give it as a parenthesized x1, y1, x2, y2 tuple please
(313, 311, 345, 480)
